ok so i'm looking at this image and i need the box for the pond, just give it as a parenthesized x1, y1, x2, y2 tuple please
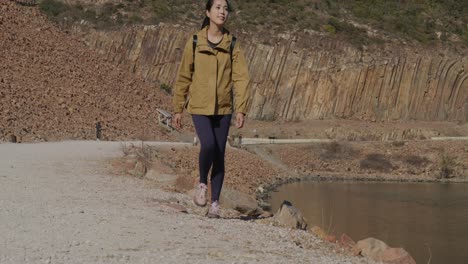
(269, 181, 468, 264)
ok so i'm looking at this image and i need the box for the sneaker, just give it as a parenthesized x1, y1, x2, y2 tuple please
(207, 201, 220, 218)
(193, 183, 208, 207)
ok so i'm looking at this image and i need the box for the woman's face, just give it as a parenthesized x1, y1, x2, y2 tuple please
(206, 0, 229, 27)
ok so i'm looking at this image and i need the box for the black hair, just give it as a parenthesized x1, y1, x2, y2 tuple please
(201, 0, 231, 29)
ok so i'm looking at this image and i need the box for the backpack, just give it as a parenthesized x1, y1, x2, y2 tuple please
(190, 34, 237, 73)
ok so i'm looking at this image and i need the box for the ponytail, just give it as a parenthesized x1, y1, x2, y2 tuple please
(201, 16, 210, 29)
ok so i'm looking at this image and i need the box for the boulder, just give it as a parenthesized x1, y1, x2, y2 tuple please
(219, 188, 258, 215)
(310, 226, 327, 240)
(273, 201, 307, 230)
(339, 233, 357, 251)
(132, 161, 146, 178)
(145, 169, 178, 189)
(355, 238, 416, 264)
(355, 237, 390, 260)
(310, 226, 336, 243)
(380, 248, 416, 264)
(162, 203, 188, 214)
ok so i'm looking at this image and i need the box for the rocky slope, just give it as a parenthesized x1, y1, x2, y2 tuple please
(82, 25, 468, 123)
(0, 1, 172, 142)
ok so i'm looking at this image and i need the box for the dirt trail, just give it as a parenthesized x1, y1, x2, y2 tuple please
(0, 141, 375, 264)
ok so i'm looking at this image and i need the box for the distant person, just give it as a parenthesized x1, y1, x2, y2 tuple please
(172, 0, 250, 218)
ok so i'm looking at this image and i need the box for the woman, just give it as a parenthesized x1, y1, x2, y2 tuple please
(172, 0, 250, 218)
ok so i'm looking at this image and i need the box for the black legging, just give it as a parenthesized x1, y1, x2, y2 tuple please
(192, 114, 232, 202)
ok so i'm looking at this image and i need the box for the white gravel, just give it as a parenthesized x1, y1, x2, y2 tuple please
(0, 141, 376, 264)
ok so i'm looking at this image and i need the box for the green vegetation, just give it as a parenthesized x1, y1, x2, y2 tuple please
(39, 0, 467, 47)
(159, 83, 172, 94)
(39, 0, 68, 17)
(318, 141, 358, 160)
(341, 0, 467, 44)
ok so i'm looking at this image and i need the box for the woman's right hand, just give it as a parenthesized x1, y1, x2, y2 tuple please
(173, 113, 182, 129)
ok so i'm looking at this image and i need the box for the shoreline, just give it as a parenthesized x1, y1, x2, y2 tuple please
(2, 140, 380, 264)
(256, 171, 468, 211)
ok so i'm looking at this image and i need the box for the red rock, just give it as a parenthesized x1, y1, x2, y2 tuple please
(325, 235, 336, 243)
(339, 233, 356, 250)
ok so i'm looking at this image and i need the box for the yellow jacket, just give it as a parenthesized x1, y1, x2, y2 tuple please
(173, 27, 250, 115)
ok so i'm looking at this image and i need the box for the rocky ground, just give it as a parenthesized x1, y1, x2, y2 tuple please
(0, 1, 174, 142)
(120, 136, 467, 199)
(0, 141, 379, 264)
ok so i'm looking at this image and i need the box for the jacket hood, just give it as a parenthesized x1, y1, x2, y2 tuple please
(195, 27, 233, 52)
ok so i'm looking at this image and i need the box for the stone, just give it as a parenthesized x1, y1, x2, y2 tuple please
(132, 161, 146, 178)
(310, 226, 328, 240)
(355, 237, 390, 260)
(174, 175, 197, 193)
(339, 233, 357, 251)
(220, 188, 258, 215)
(380, 248, 416, 264)
(163, 203, 188, 214)
(273, 201, 307, 230)
(325, 235, 336, 243)
(309, 226, 335, 242)
(145, 169, 177, 187)
(258, 210, 273, 219)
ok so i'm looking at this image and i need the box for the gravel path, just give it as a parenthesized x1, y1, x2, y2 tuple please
(0, 141, 375, 264)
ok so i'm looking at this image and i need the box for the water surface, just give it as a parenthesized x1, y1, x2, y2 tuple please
(270, 181, 468, 264)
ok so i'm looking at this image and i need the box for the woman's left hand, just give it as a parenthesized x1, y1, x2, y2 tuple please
(235, 112, 245, 128)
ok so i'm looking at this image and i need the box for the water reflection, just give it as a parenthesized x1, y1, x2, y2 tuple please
(269, 181, 468, 264)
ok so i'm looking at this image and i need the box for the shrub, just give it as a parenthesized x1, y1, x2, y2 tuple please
(438, 153, 456, 179)
(360, 153, 394, 172)
(319, 141, 358, 160)
(39, 0, 68, 17)
(391, 141, 406, 147)
(403, 155, 430, 168)
(160, 83, 172, 94)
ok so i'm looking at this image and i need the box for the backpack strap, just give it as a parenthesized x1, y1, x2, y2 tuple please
(230, 36, 237, 56)
(191, 34, 197, 73)
(230, 36, 237, 64)
(230, 36, 236, 79)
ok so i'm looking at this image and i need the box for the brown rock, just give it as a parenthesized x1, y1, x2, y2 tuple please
(339, 233, 357, 251)
(174, 175, 197, 193)
(220, 188, 258, 215)
(325, 235, 336, 243)
(310, 226, 328, 240)
(355, 237, 390, 260)
(163, 203, 188, 214)
(258, 210, 273, 219)
(132, 161, 146, 178)
(145, 170, 178, 187)
(0, 1, 173, 142)
(380, 248, 416, 264)
(273, 201, 307, 230)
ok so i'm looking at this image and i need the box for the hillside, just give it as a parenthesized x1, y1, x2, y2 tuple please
(28, 0, 467, 124)
(38, 0, 468, 50)
(0, 1, 174, 142)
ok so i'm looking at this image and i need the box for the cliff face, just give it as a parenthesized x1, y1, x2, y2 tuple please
(82, 25, 468, 122)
